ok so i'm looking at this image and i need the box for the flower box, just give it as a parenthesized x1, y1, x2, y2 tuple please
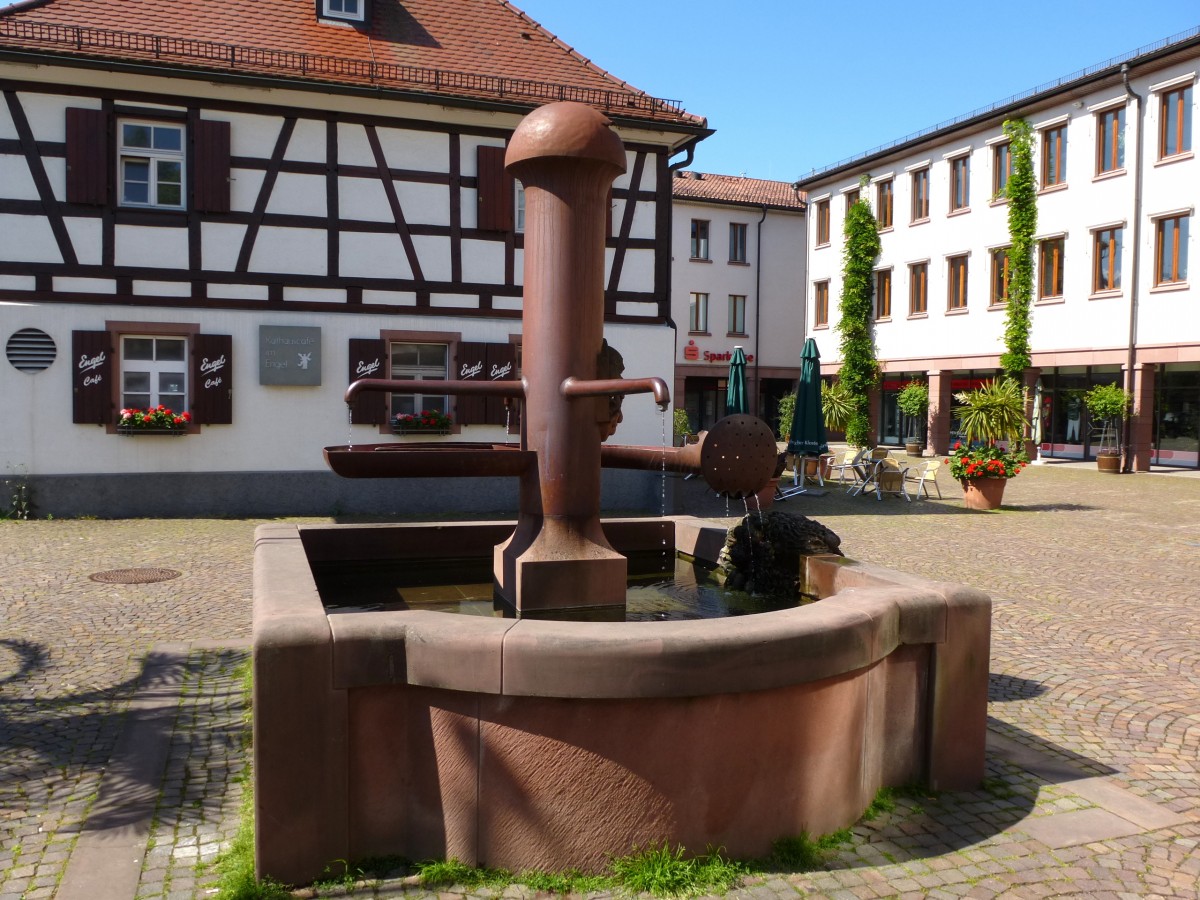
(117, 426, 187, 436)
(390, 410, 452, 436)
(117, 406, 192, 435)
(391, 426, 451, 436)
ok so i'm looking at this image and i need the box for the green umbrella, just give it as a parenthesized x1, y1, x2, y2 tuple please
(726, 346, 749, 415)
(786, 338, 828, 456)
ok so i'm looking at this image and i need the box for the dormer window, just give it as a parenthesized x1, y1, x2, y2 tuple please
(319, 0, 367, 23)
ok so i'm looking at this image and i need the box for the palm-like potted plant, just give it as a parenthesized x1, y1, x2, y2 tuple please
(1084, 383, 1132, 473)
(672, 407, 693, 447)
(895, 381, 929, 456)
(821, 380, 854, 438)
(949, 378, 1030, 509)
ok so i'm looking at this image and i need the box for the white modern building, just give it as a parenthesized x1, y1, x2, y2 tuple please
(0, 0, 710, 516)
(797, 27, 1198, 469)
(670, 171, 806, 434)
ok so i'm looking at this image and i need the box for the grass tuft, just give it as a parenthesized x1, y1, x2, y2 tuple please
(609, 842, 746, 898)
(416, 857, 512, 889)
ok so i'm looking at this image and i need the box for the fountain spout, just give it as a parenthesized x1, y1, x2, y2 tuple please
(560, 376, 670, 411)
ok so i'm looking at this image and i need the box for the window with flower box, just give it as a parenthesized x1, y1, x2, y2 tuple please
(389, 342, 448, 418)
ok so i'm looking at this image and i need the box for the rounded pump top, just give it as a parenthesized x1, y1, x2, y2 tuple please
(505, 102, 627, 174)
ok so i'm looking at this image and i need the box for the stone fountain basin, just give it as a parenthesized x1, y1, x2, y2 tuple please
(253, 518, 990, 885)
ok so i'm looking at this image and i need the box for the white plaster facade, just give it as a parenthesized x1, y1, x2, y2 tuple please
(669, 172, 806, 434)
(799, 30, 1198, 467)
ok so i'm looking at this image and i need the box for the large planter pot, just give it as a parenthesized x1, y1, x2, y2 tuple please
(803, 454, 835, 482)
(1096, 452, 1121, 473)
(905, 441, 923, 457)
(961, 476, 1007, 510)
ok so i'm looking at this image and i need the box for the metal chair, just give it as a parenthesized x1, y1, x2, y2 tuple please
(903, 458, 943, 499)
(776, 454, 825, 501)
(865, 457, 913, 501)
(827, 448, 867, 489)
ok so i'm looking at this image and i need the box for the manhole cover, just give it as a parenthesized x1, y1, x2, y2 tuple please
(89, 567, 182, 584)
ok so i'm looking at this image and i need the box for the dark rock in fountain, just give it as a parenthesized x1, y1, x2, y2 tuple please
(720, 511, 843, 595)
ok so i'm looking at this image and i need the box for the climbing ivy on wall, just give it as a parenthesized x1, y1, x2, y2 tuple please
(1000, 119, 1037, 380)
(836, 182, 882, 448)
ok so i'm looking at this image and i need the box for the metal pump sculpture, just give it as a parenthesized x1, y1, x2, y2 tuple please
(327, 102, 777, 615)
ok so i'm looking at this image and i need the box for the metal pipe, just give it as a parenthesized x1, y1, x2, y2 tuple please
(560, 376, 670, 410)
(344, 377, 525, 404)
(1120, 63, 1144, 473)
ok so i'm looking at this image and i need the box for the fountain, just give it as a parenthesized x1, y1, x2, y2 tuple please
(253, 103, 991, 884)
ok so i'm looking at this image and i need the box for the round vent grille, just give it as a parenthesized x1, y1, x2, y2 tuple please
(6, 328, 57, 373)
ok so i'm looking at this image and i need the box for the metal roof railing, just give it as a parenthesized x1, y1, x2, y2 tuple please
(800, 24, 1200, 183)
(0, 18, 687, 119)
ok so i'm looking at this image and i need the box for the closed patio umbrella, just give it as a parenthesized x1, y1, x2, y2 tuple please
(786, 338, 828, 456)
(726, 346, 748, 415)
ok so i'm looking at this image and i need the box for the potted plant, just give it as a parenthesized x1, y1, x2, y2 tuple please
(821, 380, 854, 437)
(949, 378, 1029, 509)
(1084, 383, 1132, 473)
(117, 406, 191, 435)
(391, 409, 453, 435)
(895, 381, 929, 456)
(672, 407, 693, 447)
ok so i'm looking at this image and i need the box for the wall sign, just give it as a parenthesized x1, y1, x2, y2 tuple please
(683, 339, 755, 364)
(259, 326, 322, 386)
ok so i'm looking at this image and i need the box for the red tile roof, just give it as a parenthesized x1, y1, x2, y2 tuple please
(0, 0, 704, 128)
(672, 171, 806, 211)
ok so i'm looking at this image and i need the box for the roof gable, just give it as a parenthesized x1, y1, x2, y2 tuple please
(672, 171, 805, 211)
(0, 0, 704, 128)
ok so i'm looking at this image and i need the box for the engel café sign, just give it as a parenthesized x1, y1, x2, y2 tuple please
(682, 340, 754, 364)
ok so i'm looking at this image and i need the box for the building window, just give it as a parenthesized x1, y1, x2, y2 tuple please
(690, 219, 710, 260)
(947, 255, 968, 309)
(689, 292, 709, 332)
(909, 262, 928, 315)
(876, 179, 893, 229)
(728, 223, 748, 263)
(950, 156, 969, 211)
(1041, 125, 1067, 187)
(844, 188, 860, 211)
(1039, 238, 1065, 299)
(813, 281, 830, 327)
(118, 120, 185, 209)
(992, 142, 1011, 197)
(1093, 227, 1123, 292)
(874, 269, 892, 320)
(1155, 215, 1190, 285)
(321, 0, 365, 22)
(815, 199, 830, 245)
(388, 343, 448, 417)
(515, 182, 526, 233)
(728, 295, 747, 334)
(1159, 85, 1193, 159)
(1096, 107, 1125, 174)
(910, 168, 930, 222)
(121, 336, 187, 410)
(990, 247, 1011, 306)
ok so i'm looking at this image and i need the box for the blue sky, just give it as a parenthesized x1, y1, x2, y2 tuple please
(4, 1, 1196, 182)
(514, 1, 1199, 181)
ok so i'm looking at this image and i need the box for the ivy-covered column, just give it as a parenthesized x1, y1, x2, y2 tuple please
(837, 185, 882, 448)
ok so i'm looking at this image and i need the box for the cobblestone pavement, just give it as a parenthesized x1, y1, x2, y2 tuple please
(1, 464, 1198, 899)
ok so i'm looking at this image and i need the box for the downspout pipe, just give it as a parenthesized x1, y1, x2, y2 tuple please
(1121, 63, 1144, 473)
(753, 204, 767, 415)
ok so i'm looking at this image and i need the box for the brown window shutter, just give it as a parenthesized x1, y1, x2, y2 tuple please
(476, 145, 513, 232)
(191, 333, 233, 424)
(484, 342, 518, 425)
(66, 108, 109, 206)
(455, 341, 488, 425)
(71, 330, 113, 424)
(193, 119, 231, 214)
(348, 338, 387, 425)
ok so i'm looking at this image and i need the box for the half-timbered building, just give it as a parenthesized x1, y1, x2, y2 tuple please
(0, 0, 710, 516)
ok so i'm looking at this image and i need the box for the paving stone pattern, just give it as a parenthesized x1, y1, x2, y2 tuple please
(1, 467, 1198, 898)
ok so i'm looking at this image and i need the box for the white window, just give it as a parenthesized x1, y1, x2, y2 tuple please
(389, 343, 448, 417)
(121, 336, 187, 410)
(321, 0, 364, 22)
(515, 181, 526, 233)
(118, 121, 185, 209)
(689, 292, 709, 333)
